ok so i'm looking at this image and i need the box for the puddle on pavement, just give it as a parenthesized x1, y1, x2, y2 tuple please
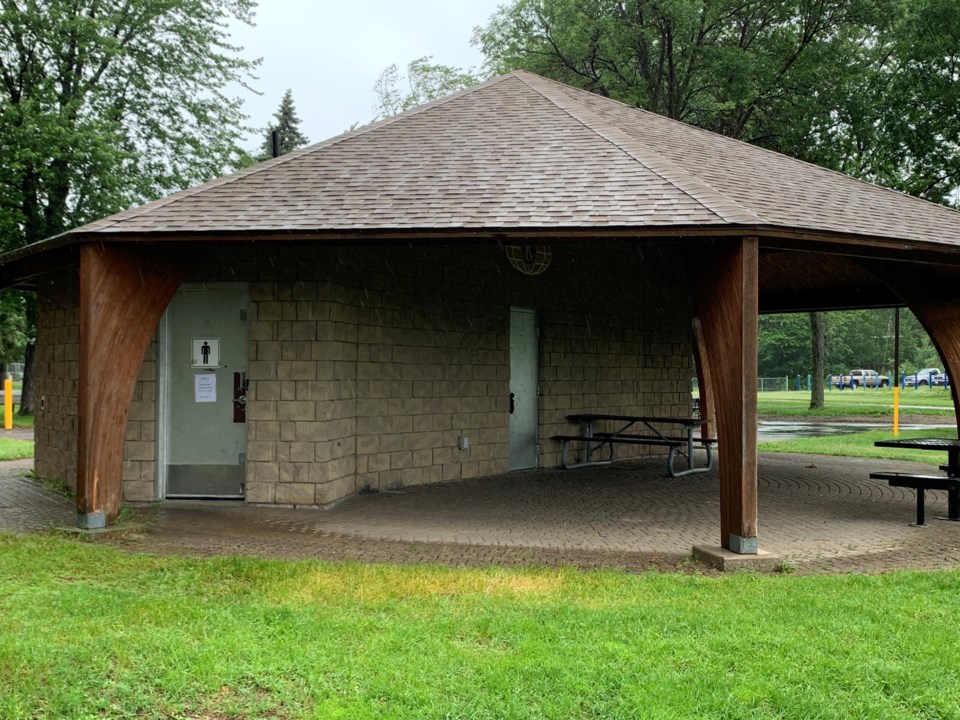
(758, 420, 954, 441)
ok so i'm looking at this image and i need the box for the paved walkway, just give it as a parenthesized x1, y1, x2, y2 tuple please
(2, 454, 960, 574)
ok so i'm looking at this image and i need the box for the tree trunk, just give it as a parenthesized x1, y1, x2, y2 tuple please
(809, 311, 825, 409)
(18, 341, 35, 416)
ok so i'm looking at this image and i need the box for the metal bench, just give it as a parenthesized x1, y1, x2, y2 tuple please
(553, 432, 716, 477)
(869, 471, 960, 526)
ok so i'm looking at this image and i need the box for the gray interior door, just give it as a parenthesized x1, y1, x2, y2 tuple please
(509, 307, 538, 470)
(163, 284, 249, 498)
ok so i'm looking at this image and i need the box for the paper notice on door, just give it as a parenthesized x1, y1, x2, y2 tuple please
(195, 374, 217, 403)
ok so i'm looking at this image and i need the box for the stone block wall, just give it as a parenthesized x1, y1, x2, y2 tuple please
(216, 242, 693, 505)
(244, 280, 360, 506)
(122, 343, 158, 502)
(536, 246, 694, 465)
(34, 269, 80, 490)
(33, 242, 692, 507)
(350, 247, 510, 494)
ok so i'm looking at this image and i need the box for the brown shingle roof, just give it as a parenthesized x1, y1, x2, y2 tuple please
(60, 71, 960, 246)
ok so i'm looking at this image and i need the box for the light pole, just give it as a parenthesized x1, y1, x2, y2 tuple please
(893, 307, 901, 436)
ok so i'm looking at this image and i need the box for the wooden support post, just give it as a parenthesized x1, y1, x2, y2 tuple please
(77, 244, 189, 528)
(693, 238, 759, 553)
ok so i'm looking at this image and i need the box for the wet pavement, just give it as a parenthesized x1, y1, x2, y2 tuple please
(3, 451, 960, 575)
(758, 420, 954, 441)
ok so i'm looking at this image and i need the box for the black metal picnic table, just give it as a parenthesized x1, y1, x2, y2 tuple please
(872, 437, 960, 525)
(556, 413, 715, 477)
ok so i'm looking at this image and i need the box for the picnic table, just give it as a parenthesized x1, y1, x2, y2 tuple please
(553, 414, 715, 477)
(871, 437, 960, 526)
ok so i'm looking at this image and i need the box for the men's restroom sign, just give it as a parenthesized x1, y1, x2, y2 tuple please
(191, 338, 220, 368)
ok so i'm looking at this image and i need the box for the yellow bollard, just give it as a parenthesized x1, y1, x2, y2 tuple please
(3, 377, 11, 430)
(893, 385, 900, 437)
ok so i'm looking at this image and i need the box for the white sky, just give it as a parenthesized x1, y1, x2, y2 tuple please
(230, 0, 506, 151)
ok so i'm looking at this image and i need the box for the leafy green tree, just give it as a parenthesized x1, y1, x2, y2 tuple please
(476, 0, 960, 205)
(476, 0, 890, 155)
(860, 0, 960, 201)
(758, 314, 809, 377)
(259, 89, 309, 158)
(0, 292, 28, 366)
(0, 0, 259, 413)
(761, 309, 941, 383)
(373, 56, 479, 119)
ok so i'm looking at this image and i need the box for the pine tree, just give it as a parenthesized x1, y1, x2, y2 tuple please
(260, 90, 309, 158)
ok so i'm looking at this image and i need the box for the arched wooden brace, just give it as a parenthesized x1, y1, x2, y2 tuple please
(692, 237, 759, 553)
(77, 243, 190, 528)
(691, 316, 716, 440)
(862, 261, 960, 433)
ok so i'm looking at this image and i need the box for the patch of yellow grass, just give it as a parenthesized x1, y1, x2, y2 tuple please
(274, 564, 568, 605)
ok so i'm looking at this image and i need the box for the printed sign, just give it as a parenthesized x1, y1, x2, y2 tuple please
(194, 374, 217, 403)
(191, 337, 220, 368)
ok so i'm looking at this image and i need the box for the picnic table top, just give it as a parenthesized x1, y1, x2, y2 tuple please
(874, 437, 960, 451)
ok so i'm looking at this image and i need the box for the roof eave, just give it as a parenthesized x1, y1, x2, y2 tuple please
(3, 223, 960, 290)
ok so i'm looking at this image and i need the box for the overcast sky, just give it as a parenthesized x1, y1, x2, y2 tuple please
(230, 1, 506, 151)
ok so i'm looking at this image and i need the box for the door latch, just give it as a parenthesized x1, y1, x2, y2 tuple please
(233, 372, 248, 423)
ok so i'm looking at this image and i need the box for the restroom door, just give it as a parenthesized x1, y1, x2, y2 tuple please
(509, 307, 538, 470)
(162, 284, 249, 498)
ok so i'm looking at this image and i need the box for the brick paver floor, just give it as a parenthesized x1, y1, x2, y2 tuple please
(3, 453, 960, 574)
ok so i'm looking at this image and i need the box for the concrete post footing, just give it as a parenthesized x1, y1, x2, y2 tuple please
(693, 545, 783, 572)
(76, 511, 106, 530)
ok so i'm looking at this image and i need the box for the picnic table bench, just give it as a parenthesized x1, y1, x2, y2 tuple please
(872, 437, 960, 526)
(553, 413, 716, 477)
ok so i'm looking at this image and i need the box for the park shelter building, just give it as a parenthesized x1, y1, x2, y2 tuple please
(3, 70, 960, 557)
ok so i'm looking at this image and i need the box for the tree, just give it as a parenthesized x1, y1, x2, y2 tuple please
(860, 0, 960, 202)
(373, 56, 479, 119)
(476, 0, 960, 205)
(259, 89, 309, 159)
(476, 0, 892, 156)
(758, 314, 809, 377)
(0, 0, 259, 413)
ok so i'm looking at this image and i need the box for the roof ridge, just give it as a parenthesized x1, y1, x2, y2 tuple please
(79, 74, 517, 234)
(510, 71, 764, 225)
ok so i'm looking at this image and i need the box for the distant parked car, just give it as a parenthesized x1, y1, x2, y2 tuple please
(904, 367, 943, 387)
(829, 369, 890, 389)
(935, 373, 949, 387)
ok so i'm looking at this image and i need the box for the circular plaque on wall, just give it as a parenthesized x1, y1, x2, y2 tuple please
(505, 243, 552, 275)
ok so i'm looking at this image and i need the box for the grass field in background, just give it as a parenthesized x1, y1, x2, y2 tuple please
(12, 411, 33, 429)
(0, 438, 33, 461)
(1, 535, 959, 719)
(758, 427, 956, 464)
(757, 388, 954, 418)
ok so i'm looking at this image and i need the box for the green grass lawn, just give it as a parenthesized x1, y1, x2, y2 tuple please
(1, 535, 959, 719)
(12, 411, 33, 429)
(757, 388, 954, 418)
(0, 438, 33, 461)
(759, 427, 956, 465)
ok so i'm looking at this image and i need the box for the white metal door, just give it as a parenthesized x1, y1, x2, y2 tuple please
(160, 284, 249, 498)
(509, 307, 538, 470)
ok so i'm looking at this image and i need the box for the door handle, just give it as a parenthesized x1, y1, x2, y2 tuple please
(509, 392, 515, 414)
(233, 372, 248, 423)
